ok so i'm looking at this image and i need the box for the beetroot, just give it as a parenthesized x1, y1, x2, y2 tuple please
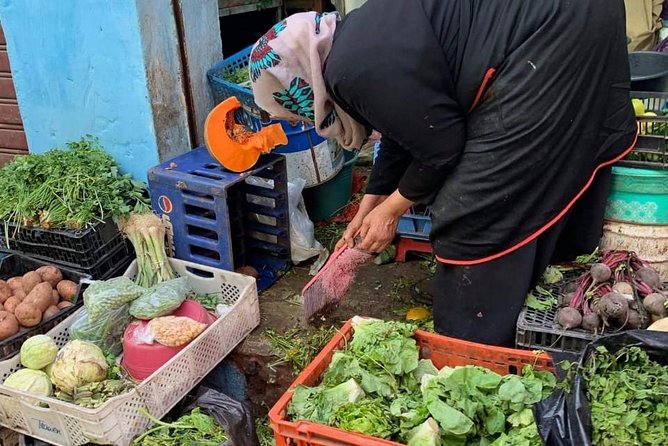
(612, 281, 634, 297)
(590, 263, 612, 283)
(557, 307, 582, 330)
(636, 267, 661, 290)
(581, 313, 602, 333)
(643, 293, 667, 318)
(596, 292, 629, 325)
(559, 292, 575, 308)
(625, 309, 647, 329)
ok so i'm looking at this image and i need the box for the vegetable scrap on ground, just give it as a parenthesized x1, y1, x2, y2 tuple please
(287, 318, 555, 446)
(523, 250, 667, 334)
(132, 407, 229, 446)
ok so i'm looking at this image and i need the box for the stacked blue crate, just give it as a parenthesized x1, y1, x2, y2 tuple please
(148, 148, 291, 291)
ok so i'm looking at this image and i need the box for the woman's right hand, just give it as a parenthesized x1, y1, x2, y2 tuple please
(335, 215, 364, 250)
(334, 194, 388, 250)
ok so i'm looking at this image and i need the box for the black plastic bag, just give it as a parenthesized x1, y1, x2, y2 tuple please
(183, 387, 260, 446)
(534, 330, 668, 446)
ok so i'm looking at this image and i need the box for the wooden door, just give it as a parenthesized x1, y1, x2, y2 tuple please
(0, 23, 28, 166)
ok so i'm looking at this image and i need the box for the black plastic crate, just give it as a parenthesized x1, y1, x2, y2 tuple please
(622, 91, 668, 170)
(516, 305, 598, 354)
(0, 219, 122, 269)
(3, 234, 126, 269)
(57, 239, 135, 280)
(515, 269, 599, 354)
(0, 254, 90, 360)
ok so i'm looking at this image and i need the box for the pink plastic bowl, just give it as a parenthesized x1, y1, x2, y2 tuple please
(121, 300, 215, 380)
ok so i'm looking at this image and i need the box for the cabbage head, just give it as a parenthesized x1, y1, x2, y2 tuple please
(50, 340, 108, 393)
(20, 335, 58, 370)
(4, 369, 52, 397)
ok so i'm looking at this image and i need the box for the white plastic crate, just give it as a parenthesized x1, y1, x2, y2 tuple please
(0, 428, 18, 446)
(0, 258, 259, 446)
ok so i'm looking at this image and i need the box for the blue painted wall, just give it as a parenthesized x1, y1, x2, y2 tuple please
(0, 0, 159, 181)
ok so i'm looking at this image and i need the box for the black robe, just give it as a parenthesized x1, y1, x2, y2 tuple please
(323, 0, 638, 264)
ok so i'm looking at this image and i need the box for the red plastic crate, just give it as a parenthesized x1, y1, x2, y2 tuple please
(268, 319, 554, 446)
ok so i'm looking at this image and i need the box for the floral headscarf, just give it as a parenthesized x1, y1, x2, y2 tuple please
(249, 12, 367, 150)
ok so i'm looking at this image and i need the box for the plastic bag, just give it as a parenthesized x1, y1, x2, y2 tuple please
(83, 277, 144, 323)
(534, 331, 668, 446)
(287, 178, 326, 264)
(69, 305, 133, 356)
(148, 316, 207, 347)
(129, 277, 190, 320)
(177, 387, 260, 446)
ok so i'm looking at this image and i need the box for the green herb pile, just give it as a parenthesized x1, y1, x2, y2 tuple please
(132, 408, 228, 446)
(223, 66, 251, 85)
(584, 345, 668, 446)
(0, 136, 149, 232)
(288, 318, 556, 446)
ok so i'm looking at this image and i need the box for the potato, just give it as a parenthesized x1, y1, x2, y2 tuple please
(25, 282, 52, 313)
(0, 311, 19, 340)
(22, 271, 42, 294)
(14, 303, 42, 327)
(57, 301, 73, 310)
(43, 305, 60, 320)
(56, 280, 78, 302)
(36, 266, 63, 287)
(0, 280, 11, 303)
(12, 289, 26, 301)
(6, 277, 22, 292)
(3, 296, 21, 313)
(51, 290, 60, 306)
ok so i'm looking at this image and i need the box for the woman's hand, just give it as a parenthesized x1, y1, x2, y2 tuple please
(335, 194, 388, 251)
(357, 191, 414, 253)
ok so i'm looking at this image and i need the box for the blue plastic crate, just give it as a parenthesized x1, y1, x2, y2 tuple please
(397, 207, 432, 241)
(207, 46, 264, 129)
(148, 148, 291, 291)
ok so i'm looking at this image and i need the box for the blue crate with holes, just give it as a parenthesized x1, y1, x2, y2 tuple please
(147, 148, 291, 291)
(207, 45, 265, 132)
(397, 207, 432, 241)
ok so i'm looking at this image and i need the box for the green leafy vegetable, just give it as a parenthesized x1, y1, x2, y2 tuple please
(0, 136, 148, 234)
(288, 378, 365, 424)
(132, 408, 228, 446)
(223, 66, 250, 85)
(348, 317, 419, 376)
(193, 293, 220, 312)
(406, 418, 440, 446)
(287, 319, 556, 445)
(525, 286, 558, 311)
(330, 398, 397, 439)
(584, 345, 668, 446)
(542, 266, 564, 285)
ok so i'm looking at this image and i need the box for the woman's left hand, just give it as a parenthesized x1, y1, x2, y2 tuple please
(357, 203, 400, 253)
(357, 190, 413, 252)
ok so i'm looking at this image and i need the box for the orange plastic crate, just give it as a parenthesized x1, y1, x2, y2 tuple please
(268, 318, 554, 446)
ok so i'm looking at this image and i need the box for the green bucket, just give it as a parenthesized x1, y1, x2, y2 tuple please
(605, 166, 668, 224)
(303, 150, 358, 222)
